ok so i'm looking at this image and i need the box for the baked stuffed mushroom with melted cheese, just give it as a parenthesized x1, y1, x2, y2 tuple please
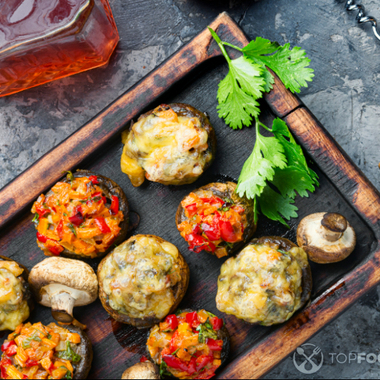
(98, 235, 190, 329)
(216, 237, 312, 326)
(31, 170, 129, 259)
(121, 104, 216, 187)
(176, 182, 256, 258)
(0, 257, 32, 332)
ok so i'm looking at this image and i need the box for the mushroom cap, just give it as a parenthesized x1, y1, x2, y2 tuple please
(121, 362, 160, 379)
(28, 257, 98, 305)
(297, 212, 356, 264)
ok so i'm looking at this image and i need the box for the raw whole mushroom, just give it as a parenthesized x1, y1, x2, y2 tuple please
(121, 362, 160, 379)
(297, 212, 356, 264)
(28, 257, 98, 324)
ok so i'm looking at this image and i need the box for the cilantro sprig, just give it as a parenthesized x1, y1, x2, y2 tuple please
(209, 29, 318, 226)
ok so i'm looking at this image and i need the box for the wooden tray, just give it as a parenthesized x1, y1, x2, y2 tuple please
(1, 13, 380, 379)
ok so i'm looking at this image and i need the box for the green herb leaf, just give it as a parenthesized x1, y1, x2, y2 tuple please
(56, 341, 81, 364)
(258, 185, 298, 227)
(277, 249, 288, 255)
(196, 322, 218, 343)
(236, 120, 287, 200)
(68, 224, 77, 237)
(32, 213, 39, 224)
(21, 332, 42, 349)
(171, 348, 180, 356)
(242, 38, 314, 94)
(60, 367, 73, 380)
(159, 360, 173, 378)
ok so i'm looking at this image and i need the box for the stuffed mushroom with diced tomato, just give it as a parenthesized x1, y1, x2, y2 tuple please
(31, 170, 129, 259)
(98, 235, 190, 329)
(0, 257, 33, 332)
(216, 237, 312, 326)
(176, 182, 256, 258)
(0, 322, 92, 379)
(121, 103, 217, 187)
(147, 310, 230, 379)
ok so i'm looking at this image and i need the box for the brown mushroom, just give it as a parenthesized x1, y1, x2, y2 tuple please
(297, 212, 356, 264)
(121, 362, 160, 379)
(28, 257, 98, 323)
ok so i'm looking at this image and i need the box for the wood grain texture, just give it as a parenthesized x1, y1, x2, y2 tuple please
(1, 12, 380, 380)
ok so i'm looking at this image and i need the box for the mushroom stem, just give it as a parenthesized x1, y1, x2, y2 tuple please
(51, 292, 75, 323)
(321, 213, 348, 242)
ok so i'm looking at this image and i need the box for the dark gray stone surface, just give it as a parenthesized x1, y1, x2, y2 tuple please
(1, 0, 380, 378)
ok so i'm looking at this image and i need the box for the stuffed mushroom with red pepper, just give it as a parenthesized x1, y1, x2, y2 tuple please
(0, 257, 33, 332)
(0, 321, 92, 379)
(147, 309, 230, 379)
(98, 235, 190, 329)
(216, 237, 312, 326)
(121, 103, 216, 187)
(31, 170, 129, 259)
(176, 182, 256, 258)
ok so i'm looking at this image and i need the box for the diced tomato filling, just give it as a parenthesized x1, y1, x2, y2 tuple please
(177, 193, 246, 258)
(31, 174, 124, 258)
(0, 322, 81, 380)
(147, 310, 225, 379)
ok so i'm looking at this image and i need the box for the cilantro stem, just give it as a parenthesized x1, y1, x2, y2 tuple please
(222, 42, 243, 52)
(208, 27, 232, 64)
(258, 121, 272, 133)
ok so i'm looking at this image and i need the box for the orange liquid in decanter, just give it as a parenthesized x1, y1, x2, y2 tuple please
(0, 0, 119, 97)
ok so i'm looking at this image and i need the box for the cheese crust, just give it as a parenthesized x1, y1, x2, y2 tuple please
(99, 235, 183, 320)
(121, 104, 215, 186)
(216, 243, 309, 326)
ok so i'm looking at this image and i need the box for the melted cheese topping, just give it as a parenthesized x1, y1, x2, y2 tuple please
(0, 263, 30, 331)
(121, 107, 212, 186)
(216, 244, 308, 326)
(99, 235, 182, 319)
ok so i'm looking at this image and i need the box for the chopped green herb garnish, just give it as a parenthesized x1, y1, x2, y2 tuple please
(277, 249, 289, 255)
(171, 348, 180, 356)
(32, 213, 39, 224)
(56, 341, 81, 364)
(159, 360, 173, 378)
(67, 224, 77, 237)
(47, 333, 52, 340)
(196, 322, 218, 343)
(22, 332, 42, 349)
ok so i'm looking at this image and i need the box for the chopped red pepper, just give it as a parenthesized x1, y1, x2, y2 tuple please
(90, 192, 107, 205)
(95, 217, 111, 234)
(219, 221, 238, 243)
(56, 220, 64, 240)
(35, 203, 50, 218)
(25, 359, 39, 367)
(165, 315, 178, 331)
(0, 359, 11, 379)
(185, 203, 198, 217)
(5, 343, 17, 357)
(140, 356, 148, 363)
(186, 311, 200, 329)
(186, 234, 209, 253)
(48, 244, 63, 256)
(206, 338, 223, 351)
(210, 317, 223, 331)
(89, 175, 99, 185)
(1, 341, 15, 353)
(163, 355, 195, 375)
(36, 232, 48, 243)
(196, 354, 214, 372)
(201, 223, 221, 241)
(69, 206, 84, 226)
(110, 196, 119, 215)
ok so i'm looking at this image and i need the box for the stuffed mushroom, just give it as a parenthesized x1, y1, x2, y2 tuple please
(0, 257, 32, 332)
(216, 237, 312, 326)
(31, 170, 129, 259)
(98, 235, 190, 329)
(176, 182, 256, 258)
(0, 322, 92, 379)
(121, 103, 216, 187)
(147, 309, 230, 379)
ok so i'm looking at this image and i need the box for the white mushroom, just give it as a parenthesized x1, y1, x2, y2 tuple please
(121, 362, 160, 379)
(297, 212, 356, 264)
(28, 257, 98, 323)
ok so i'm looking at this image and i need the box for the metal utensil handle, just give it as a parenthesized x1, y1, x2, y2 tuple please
(345, 0, 380, 40)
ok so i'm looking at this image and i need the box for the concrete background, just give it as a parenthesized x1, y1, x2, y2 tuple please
(1, 0, 380, 378)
